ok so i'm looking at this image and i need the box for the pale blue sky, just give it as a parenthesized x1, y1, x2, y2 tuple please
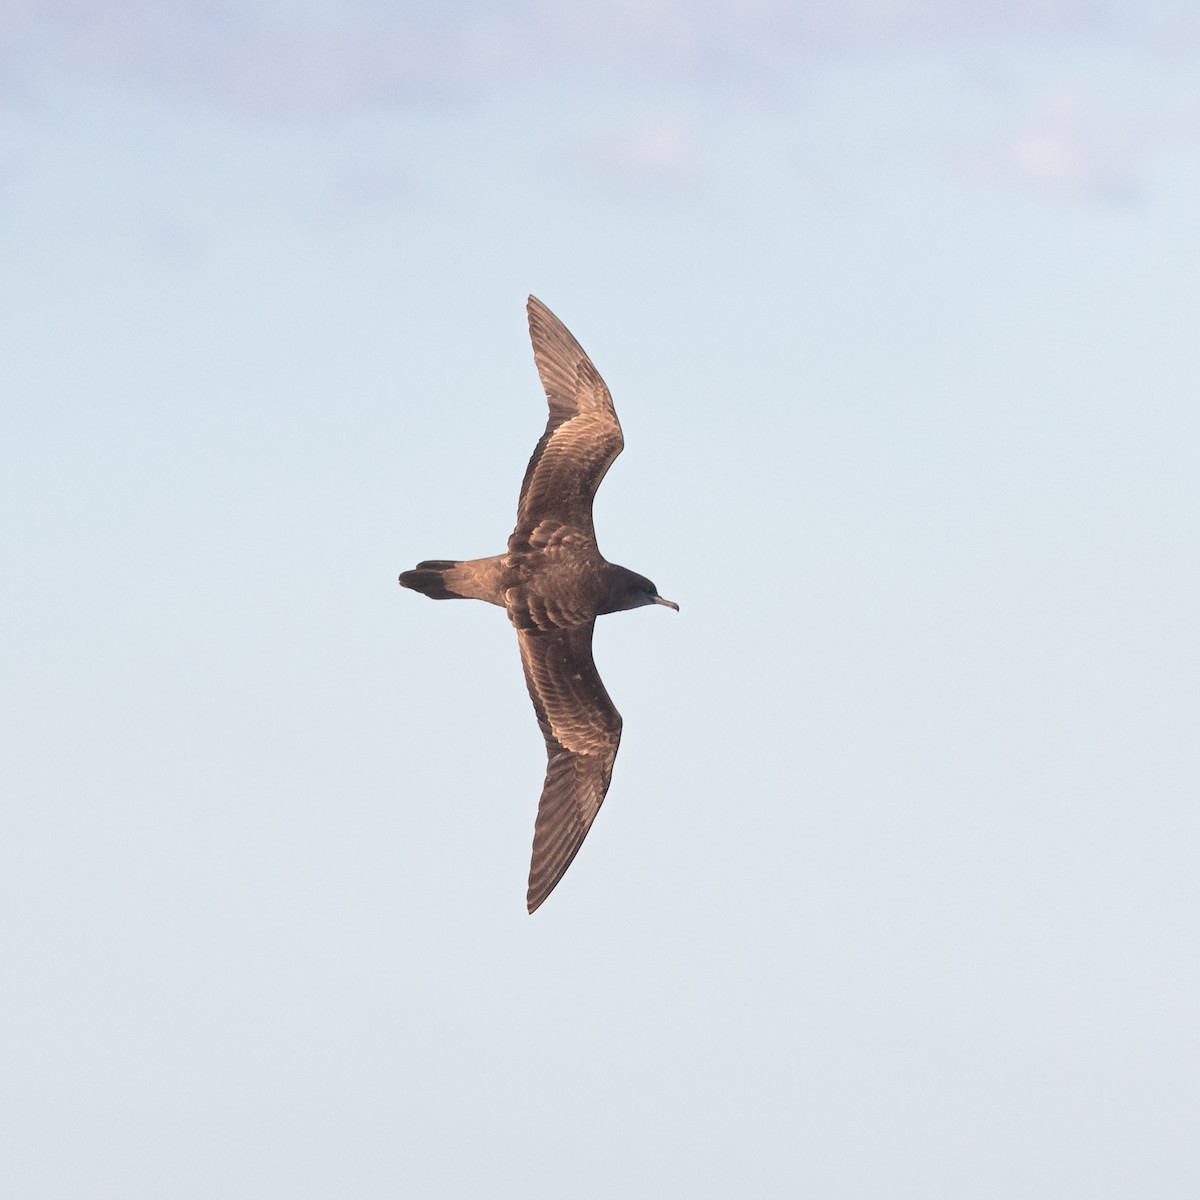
(2, 4, 1198, 1197)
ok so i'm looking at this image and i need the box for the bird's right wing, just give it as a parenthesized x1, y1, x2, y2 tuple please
(516, 621, 623, 913)
(516, 296, 624, 540)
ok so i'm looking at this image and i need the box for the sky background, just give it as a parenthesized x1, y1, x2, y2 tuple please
(3, 2, 1199, 1196)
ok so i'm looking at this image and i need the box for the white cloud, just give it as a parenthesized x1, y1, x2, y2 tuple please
(574, 118, 698, 190)
(963, 85, 1147, 205)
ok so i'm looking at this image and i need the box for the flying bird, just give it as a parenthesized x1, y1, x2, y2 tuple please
(399, 296, 678, 913)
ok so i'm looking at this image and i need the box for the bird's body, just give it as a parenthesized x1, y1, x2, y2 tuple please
(399, 296, 677, 913)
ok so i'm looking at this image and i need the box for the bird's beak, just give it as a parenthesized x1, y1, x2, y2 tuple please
(653, 595, 680, 611)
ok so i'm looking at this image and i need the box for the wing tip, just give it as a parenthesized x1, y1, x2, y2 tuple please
(526, 859, 565, 914)
(525, 815, 598, 915)
(525, 869, 567, 915)
(526, 873, 554, 914)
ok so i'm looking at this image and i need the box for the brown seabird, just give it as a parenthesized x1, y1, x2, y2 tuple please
(399, 296, 678, 913)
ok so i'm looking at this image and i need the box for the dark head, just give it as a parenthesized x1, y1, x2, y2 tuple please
(603, 567, 679, 615)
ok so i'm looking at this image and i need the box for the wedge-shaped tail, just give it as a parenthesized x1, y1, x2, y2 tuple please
(398, 560, 464, 600)
(398, 556, 507, 605)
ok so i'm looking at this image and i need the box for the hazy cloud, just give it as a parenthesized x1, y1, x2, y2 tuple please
(962, 85, 1149, 205)
(572, 117, 698, 192)
(4, 0, 1115, 117)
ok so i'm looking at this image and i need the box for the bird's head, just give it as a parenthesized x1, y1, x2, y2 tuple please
(604, 569, 679, 615)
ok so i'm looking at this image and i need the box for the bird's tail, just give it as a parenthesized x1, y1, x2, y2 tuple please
(398, 556, 507, 605)
(398, 560, 465, 600)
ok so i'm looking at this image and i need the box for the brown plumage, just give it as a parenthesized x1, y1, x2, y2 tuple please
(399, 296, 678, 913)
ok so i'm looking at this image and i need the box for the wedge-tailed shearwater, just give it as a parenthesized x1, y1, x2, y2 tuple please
(399, 296, 677, 913)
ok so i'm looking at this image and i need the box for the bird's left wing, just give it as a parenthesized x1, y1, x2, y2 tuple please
(516, 296, 624, 540)
(516, 621, 623, 913)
